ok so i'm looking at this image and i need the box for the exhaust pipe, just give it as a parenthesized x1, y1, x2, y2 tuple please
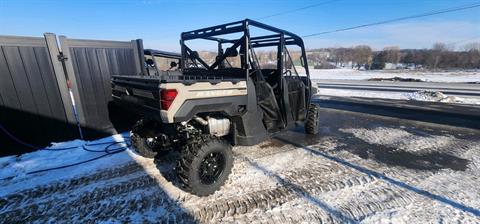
(193, 116, 230, 137)
(193, 116, 208, 126)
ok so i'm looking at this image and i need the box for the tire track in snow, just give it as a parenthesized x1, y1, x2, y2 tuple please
(216, 182, 418, 223)
(0, 141, 423, 223)
(221, 203, 338, 224)
(0, 162, 150, 211)
(0, 138, 300, 211)
(337, 186, 416, 221)
(185, 170, 376, 223)
(0, 162, 375, 223)
(2, 124, 478, 223)
(0, 138, 332, 217)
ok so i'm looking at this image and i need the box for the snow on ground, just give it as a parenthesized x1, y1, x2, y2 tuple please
(317, 88, 480, 105)
(307, 68, 480, 83)
(405, 90, 465, 103)
(1, 109, 480, 222)
(332, 126, 480, 223)
(0, 132, 142, 196)
(307, 68, 480, 105)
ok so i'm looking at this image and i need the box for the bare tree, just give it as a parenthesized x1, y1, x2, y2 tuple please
(432, 42, 454, 51)
(353, 45, 372, 69)
(430, 42, 447, 70)
(383, 46, 401, 64)
(464, 43, 480, 69)
(463, 42, 480, 51)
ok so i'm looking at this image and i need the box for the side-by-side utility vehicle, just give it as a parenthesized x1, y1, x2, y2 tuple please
(112, 19, 319, 196)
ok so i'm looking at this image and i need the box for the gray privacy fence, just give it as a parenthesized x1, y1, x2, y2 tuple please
(59, 36, 143, 132)
(0, 33, 145, 155)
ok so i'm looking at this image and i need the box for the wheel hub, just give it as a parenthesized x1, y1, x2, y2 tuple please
(199, 152, 225, 185)
(145, 137, 158, 148)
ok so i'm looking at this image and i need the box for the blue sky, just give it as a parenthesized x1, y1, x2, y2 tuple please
(1, 0, 479, 51)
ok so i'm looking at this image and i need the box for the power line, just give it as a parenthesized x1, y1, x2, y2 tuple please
(302, 2, 480, 38)
(256, 0, 341, 20)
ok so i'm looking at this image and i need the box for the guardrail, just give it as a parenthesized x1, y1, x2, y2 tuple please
(316, 79, 480, 98)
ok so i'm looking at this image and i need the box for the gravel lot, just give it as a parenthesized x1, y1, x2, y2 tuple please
(1, 107, 479, 223)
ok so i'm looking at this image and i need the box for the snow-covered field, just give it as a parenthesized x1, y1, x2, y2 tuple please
(301, 68, 480, 105)
(308, 68, 480, 83)
(1, 108, 479, 223)
(317, 88, 480, 105)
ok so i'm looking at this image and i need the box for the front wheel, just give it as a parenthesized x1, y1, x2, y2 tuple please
(305, 103, 320, 135)
(176, 136, 233, 196)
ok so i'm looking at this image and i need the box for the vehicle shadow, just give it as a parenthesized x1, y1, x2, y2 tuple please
(0, 103, 139, 156)
(335, 132, 469, 171)
(1, 107, 197, 222)
(154, 151, 183, 188)
(287, 107, 470, 171)
(0, 151, 197, 223)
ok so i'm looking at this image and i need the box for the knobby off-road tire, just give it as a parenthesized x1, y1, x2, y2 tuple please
(305, 103, 320, 135)
(130, 119, 168, 158)
(176, 136, 233, 196)
(130, 133, 158, 158)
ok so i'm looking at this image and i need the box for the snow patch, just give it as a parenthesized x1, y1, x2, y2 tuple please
(318, 88, 407, 100)
(317, 88, 480, 105)
(405, 90, 463, 103)
(307, 68, 480, 83)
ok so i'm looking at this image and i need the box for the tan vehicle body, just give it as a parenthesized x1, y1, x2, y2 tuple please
(160, 81, 248, 122)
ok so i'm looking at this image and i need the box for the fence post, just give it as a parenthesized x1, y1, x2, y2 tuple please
(131, 40, 142, 75)
(43, 33, 76, 125)
(57, 35, 87, 127)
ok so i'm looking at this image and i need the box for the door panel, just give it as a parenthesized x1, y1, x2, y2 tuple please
(284, 76, 307, 122)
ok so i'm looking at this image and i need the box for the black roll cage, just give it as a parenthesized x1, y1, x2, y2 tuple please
(180, 19, 312, 107)
(180, 19, 310, 76)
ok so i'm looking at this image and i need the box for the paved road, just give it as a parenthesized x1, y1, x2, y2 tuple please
(1, 107, 479, 223)
(316, 79, 480, 98)
(314, 96, 480, 130)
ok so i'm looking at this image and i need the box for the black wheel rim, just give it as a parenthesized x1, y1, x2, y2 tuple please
(199, 152, 226, 185)
(145, 137, 160, 149)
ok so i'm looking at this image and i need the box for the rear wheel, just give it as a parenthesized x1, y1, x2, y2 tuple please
(130, 119, 168, 158)
(176, 136, 233, 196)
(130, 133, 162, 158)
(305, 103, 320, 135)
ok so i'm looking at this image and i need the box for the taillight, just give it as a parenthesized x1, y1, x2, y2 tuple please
(161, 89, 177, 110)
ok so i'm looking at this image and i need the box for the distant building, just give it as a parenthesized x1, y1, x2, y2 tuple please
(307, 51, 330, 59)
(384, 63, 407, 70)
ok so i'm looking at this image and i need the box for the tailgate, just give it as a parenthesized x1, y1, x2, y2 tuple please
(111, 75, 161, 112)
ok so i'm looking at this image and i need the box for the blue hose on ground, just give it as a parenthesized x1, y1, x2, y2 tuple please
(0, 123, 131, 180)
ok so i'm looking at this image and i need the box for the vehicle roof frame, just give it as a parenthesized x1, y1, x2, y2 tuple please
(179, 19, 312, 109)
(179, 19, 309, 76)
